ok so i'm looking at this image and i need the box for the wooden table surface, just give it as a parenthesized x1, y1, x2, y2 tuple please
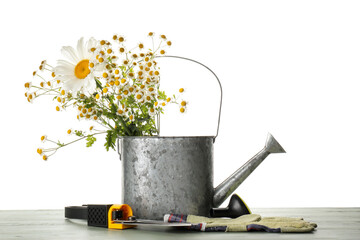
(0, 208, 359, 239)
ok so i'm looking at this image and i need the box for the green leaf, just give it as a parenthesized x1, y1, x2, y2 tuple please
(158, 90, 167, 100)
(86, 135, 97, 147)
(57, 141, 65, 147)
(75, 130, 84, 137)
(95, 77, 103, 90)
(104, 130, 116, 151)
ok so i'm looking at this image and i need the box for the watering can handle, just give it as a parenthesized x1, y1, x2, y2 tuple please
(155, 55, 223, 142)
(117, 56, 223, 159)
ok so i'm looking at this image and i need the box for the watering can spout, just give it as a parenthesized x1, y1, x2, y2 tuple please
(212, 133, 286, 207)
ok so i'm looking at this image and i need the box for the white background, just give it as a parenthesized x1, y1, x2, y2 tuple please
(0, 0, 359, 210)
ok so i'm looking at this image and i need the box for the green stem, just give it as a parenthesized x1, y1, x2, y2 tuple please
(57, 131, 106, 149)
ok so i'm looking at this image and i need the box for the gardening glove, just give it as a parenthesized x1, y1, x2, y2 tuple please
(165, 213, 317, 233)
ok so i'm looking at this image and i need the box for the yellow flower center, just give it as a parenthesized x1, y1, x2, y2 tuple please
(74, 60, 90, 79)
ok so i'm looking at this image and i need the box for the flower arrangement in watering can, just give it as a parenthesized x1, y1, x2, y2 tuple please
(26, 32, 286, 220)
(25, 33, 187, 160)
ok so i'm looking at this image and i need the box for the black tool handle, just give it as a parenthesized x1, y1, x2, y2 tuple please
(210, 194, 251, 218)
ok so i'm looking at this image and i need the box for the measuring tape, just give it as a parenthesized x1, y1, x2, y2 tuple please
(65, 204, 135, 229)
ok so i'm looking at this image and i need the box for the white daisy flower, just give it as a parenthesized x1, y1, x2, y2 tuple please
(134, 92, 144, 102)
(148, 107, 156, 116)
(143, 93, 152, 103)
(55, 37, 98, 93)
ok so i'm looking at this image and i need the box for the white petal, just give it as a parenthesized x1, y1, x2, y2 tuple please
(58, 75, 76, 81)
(57, 60, 75, 68)
(77, 37, 85, 60)
(83, 75, 96, 92)
(93, 62, 106, 72)
(61, 46, 80, 64)
(87, 37, 97, 49)
(55, 61, 75, 75)
(63, 77, 82, 92)
(84, 37, 97, 59)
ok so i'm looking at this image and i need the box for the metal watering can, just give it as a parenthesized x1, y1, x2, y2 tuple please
(117, 56, 286, 220)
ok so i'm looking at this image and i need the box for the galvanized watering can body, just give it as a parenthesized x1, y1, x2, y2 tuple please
(118, 134, 285, 220)
(119, 136, 214, 220)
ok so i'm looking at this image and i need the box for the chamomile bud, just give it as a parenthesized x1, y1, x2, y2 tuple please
(179, 88, 185, 93)
(180, 107, 186, 113)
(118, 36, 125, 43)
(123, 59, 129, 66)
(128, 86, 135, 93)
(148, 32, 154, 37)
(24, 82, 32, 89)
(135, 92, 144, 101)
(27, 93, 34, 103)
(180, 100, 187, 106)
(56, 106, 61, 111)
(40, 135, 47, 142)
(144, 94, 152, 102)
(67, 129, 72, 135)
(160, 50, 165, 55)
(149, 108, 156, 116)
(166, 41, 172, 46)
(166, 97, 171, 103)
(132, 54, 138, 59)
(103, 88, 108, 94)
(60, 89, 66, 95)
(42, 155, 48, 161)
(37, 148, 43, 155)
(119, 47, 125, 54)
(89, 126, 94, 131)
